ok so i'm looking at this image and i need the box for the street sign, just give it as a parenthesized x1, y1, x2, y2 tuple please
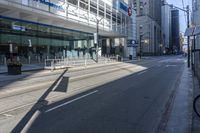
(94, 33, 97, 44)
(127, 39, 138, 47)
(128, 7, 132, 16)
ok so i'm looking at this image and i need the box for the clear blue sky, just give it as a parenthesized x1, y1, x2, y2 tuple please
(167, 0, 192, 34)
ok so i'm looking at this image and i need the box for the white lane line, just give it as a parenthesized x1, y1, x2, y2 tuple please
(166, 65, 177, 67)
(45, 90, 98, 113)
(52, 77, 63, 91)
(137, 71, 147, 75)
(3, 113, 14, 117)
(21, 110, 41, 133)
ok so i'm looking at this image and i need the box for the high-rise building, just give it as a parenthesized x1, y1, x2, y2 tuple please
(161, 0, 171, 54)
(133, 0, 162, 55)
(171, 9, 180, 53)
(0, 0, 137, 64)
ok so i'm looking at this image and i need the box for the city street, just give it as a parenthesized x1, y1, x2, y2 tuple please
(0, 0, 199, 132)
(0, 56, 193, 133)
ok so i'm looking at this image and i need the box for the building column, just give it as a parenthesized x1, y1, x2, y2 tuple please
(106, 38, 110, 55)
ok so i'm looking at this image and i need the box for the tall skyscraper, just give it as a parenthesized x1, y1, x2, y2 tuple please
(161, 0, 172, 54)
(171, 9, 180, 53)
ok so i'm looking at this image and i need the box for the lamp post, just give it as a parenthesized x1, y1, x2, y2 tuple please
(186, 5, 190, 68)
(139, 24, 150, 59)
(139, 34, 143, 59)
(95, 17, 103, 63)
(159, 44, 163, 55)
(139, 25, 143, 59)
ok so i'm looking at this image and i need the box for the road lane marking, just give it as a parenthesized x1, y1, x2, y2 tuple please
(0, 59, 161, 115)
(137, 71, 147, 75)
(3, 113, 14, 117)
(45, 90, 98, 113)
(166, 65, 177, 67)
(21, 110, 41, 133)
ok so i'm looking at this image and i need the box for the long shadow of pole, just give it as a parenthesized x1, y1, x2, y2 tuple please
(11, 69, 68, 133)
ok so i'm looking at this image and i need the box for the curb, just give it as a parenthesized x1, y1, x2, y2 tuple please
(0, 68, 44, 75)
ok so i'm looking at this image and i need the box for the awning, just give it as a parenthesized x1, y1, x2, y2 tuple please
(184, 27, 195, 36)
(194, 25, 200, 35)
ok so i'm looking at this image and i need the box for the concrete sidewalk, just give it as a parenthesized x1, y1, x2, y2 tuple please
(165, 63, 193, 133)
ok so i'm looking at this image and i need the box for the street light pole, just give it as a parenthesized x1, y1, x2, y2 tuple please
(186, 5, 190, 68)
(95, 17, 103, 63)
(96, 19, 99, 63)
(139, 35, 142, 59)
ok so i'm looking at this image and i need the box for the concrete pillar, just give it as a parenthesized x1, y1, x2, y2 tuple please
(114, 38, 120, 55)
(121, 38, 127, 57)
(47, 45, 50, 59)
(106, 38, 110, 55)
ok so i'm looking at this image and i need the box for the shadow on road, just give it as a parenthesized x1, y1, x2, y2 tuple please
(11, 67, 152, 133)
(10, 55, 184, 132)
(11, 69, 68, 133)
(53, 76, 69, 93)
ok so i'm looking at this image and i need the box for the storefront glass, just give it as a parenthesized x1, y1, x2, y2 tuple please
(0, 16, 95, 64)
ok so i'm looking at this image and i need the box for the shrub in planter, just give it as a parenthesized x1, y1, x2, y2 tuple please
(7, 60, 22, 75)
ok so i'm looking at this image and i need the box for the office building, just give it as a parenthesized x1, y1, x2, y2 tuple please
(161, 0, 171, 54)
(0, 0, 136, 64)
(133, 0, 162, 55)
(171, 9, 180, 53)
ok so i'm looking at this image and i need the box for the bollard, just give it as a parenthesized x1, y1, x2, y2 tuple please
(38, 56, 40, 63)
(51, 61, 54, 71)
(44, 59, 46, 68)
(3, 57, 6, 65)
(28, 56, 31, 64)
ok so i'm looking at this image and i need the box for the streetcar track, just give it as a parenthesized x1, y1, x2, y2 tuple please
(0, 59, 163, 117)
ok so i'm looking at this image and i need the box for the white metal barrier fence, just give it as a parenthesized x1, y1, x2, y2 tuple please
(44, 56, 118, 70)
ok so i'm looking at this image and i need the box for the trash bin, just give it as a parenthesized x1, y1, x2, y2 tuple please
(129, 55, 132, 60)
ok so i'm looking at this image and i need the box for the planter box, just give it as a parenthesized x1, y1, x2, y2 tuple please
(7, 65, 22, 75)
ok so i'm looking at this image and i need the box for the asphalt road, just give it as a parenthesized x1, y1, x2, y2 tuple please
(12, 56, 186, 133)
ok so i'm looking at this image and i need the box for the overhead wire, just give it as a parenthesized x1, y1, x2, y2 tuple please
(182, 0, 187, 24)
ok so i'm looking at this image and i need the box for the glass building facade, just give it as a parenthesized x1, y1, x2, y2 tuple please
(0, 0, 131, 64)
(0, 16, 95, 64)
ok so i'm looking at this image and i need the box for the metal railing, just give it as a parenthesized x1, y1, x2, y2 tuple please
(44, 56, 118, 71)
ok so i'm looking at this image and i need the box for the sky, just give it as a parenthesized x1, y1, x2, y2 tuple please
(167, 0, 192, 34)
